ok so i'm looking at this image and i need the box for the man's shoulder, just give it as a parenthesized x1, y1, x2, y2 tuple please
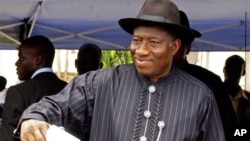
(244, 90, 250, 99)
(186, 63, 219, 77)
(8, 80, 28, 89)
(173, 69, 214, 101)
(181, 63, 222, 83)
(7, 80, 33, 95)
(8, 73, 66, 91)
(175, 68, 211, 89)
(75, 64, 134, 81)
(97, 64, 135, 76)
(34, 72, 67, 83)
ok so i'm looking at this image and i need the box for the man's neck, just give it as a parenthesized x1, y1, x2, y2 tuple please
(224, 81, 241, 97)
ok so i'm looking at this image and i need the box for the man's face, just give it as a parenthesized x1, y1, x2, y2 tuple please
(15, 47, 38, 81)
(130, 25, 180, 82)
(224, 63, 245, 85)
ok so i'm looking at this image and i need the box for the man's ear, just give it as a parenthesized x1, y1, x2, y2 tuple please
(171, 39, 181, 55)
(36, 54, 43, 66)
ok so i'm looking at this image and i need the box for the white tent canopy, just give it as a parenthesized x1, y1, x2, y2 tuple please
(0, 0, 249, 51)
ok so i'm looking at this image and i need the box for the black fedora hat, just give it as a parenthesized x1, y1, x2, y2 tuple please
(118, 0, 195, 42)
(179, 10, 201, 38)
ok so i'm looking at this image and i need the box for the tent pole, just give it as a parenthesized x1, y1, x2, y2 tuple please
(0, 31, 21, 45)
(0, 23, 23, 30)
(77, 34, 126, 49)
(245, 12, 247, 50)
(244, 12, 248, 90)
(28, 1, 45, 37)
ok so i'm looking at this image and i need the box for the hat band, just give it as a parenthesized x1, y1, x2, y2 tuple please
(137, 14, 173, 24)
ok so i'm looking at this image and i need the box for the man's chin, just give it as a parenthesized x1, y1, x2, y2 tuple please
(136, 68, 152, 77)
(18, 76, 27, 81)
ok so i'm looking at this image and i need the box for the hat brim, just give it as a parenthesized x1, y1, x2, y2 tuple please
(119, 18, 195, 43)
(191, 29, 201, 38)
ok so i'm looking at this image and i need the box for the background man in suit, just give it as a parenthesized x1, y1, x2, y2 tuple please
(0, 35, 67, 141)
(174, 10, 237, 141)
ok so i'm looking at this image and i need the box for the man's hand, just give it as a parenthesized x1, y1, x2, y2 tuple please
(20, 119, 50, 141)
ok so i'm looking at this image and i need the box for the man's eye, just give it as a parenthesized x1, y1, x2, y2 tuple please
(149, 40, 159, 46)
(132, 38, 141, 44)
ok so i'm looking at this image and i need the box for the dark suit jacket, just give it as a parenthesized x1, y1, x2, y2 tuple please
(0, 72, 67, 141)
(179, 61, 238, 141)
(238, 90, 250, 126)
(237, 90, 250, 140)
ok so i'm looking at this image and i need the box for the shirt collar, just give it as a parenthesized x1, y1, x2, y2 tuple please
(137, 65, 176, 83)
(242, 90, 249, 100)
(31, 68, 53, 79)
(231, 89, 249, 100)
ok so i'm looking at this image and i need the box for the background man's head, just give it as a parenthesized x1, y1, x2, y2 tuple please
(174, 10, 201, 67)
(75, 43, 102, 75)
(15, 35, 55, 81)
(223, 55, 245, 85)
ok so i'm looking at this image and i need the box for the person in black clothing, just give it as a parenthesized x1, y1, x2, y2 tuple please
(0, 35, 67, 141)
(174, 10, 237, 141)
(223, 55, 250, 140)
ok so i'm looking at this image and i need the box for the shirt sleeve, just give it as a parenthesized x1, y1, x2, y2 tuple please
(15, 72, 97, 140)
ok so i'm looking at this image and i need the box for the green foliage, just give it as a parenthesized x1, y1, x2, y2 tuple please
(102, 50, 133, 68)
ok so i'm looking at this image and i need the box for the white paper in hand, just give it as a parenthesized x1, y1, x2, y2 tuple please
(46, 125, 80, 141)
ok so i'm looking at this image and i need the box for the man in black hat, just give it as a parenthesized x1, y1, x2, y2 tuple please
(174, 10, 237, 141)
(17, 0, 224, 141)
